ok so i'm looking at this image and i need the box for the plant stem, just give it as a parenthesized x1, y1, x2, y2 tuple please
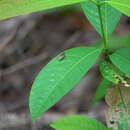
(117, 85, 128, 112)
(97, 4, 109, 50)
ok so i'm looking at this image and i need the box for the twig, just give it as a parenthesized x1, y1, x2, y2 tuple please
(0, 22, 23, 54)
(0, 52, 49, 77)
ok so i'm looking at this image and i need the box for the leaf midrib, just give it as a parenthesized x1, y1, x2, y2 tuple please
(54, 48, 100, 88)
(104, 3, 108, 41)
(40, 48, 101, 110)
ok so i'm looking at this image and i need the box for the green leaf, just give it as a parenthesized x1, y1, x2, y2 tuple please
(93, 34, 130, 50)
(126, 35, 130, 49)
(106, 0, 130, 17)
(99, 60, 123, 83)
(92, 78, 111, 104)
(51, 115, 109, 130)
(0, 0, 87, 20)
(29, 46, 102, 121)
(109, 35, 130, 50)
(81, 1, 121, 39)
(109, 48, 130, 76)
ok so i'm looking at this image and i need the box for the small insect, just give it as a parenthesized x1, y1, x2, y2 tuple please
(58, 52, 65, 61)
(110, 120, 115, 124)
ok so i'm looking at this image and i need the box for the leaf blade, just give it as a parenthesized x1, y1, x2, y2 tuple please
(51, 115, 109, 130)
(109, 48, 130, 76)
(106, 0, 130, 16)
(99, 60, 122, 83)
(29, 46, 102, 121)
(81, 1, 121, 38)
(0, 0, 87, 20)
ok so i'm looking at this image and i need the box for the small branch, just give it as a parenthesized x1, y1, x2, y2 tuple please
(0, 112, 64, 129)
(0, 22, 24, 54)
(0, 52, 49, 77)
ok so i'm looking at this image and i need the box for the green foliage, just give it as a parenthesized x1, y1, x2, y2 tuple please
(126, 35, 130, 48)
(29, 47, 102, 121)
(92, 78, 111, 104)
(106, 0, 130, 17)
(109, 48, 130, 76)
(81, 1, 121, 40)
(93, 34, 130, 50)
(109, 35, 130, 50)
(51, 115, 109, 130)
(99, 61, 123, 83)
(0, 0, 87, 20)
(2, 0, 128, 128)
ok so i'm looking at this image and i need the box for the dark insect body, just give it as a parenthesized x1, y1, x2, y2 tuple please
(58, 52, 65, 61)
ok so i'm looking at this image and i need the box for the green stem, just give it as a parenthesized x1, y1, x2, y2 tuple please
(97, 4, 109, 50)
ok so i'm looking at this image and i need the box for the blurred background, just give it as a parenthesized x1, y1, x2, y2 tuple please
(0, 4, 130, 130)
